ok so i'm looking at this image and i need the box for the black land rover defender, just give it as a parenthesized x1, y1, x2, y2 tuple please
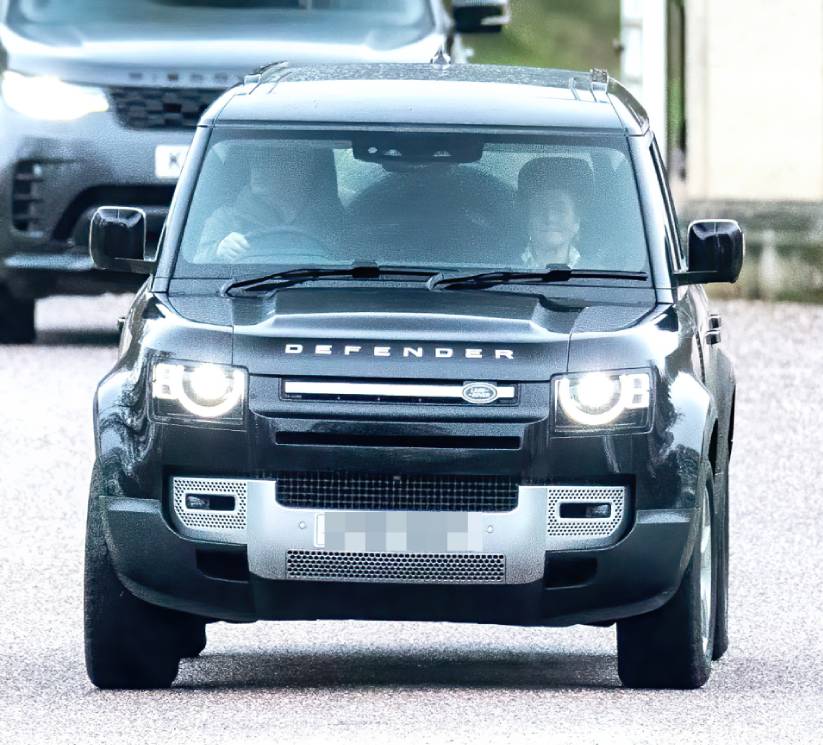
(0, 0, 509, 343)
(85, 63, 743, 690)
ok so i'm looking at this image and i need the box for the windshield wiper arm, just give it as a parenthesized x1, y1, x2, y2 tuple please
(427, 268, 648, 290)
(223, 263, 438, 296)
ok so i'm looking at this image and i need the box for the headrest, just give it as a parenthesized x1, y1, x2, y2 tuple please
(517, 157, 594, 206)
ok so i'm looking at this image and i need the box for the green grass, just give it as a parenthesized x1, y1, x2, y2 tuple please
(463, 0, 620, 73)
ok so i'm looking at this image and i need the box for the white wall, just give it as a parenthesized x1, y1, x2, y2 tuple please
(621, 0, 668, 157)
(686, 0, 823, 202)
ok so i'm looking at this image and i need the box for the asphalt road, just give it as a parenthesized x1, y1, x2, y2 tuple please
(1, 295, 822, 745)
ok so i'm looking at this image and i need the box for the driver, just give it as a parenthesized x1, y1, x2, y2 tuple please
(516, 156, 593, 269)
(195, 146, 341, 263)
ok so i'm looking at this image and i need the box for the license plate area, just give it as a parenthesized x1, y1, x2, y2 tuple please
(245, 482, 548, 585)
(154, 145, 189, 179)
(315, 511, 488, 552)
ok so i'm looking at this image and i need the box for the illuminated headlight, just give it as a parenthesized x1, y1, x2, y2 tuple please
(1, 71, 109, 121)
(152, 361, 246, 423)
(554, 371, 652, 432)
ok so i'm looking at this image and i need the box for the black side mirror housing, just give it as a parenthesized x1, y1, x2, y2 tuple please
(89, 207, 153, 274)
(452, 0, 510, 33)
(676, 219, 745, 285)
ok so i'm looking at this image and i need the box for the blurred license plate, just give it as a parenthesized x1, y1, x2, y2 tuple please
(154, 145, 189, 180)
(314, 511, 485, 552)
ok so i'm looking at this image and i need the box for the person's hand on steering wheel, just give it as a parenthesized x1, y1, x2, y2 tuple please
(215, 232, 251, 262)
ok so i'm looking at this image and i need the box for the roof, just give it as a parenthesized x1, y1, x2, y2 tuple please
(203, 63, 650, 134)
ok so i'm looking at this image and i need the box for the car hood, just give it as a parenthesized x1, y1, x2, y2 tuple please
(211, 287, 658, 381)
(0, 22, 442, 86)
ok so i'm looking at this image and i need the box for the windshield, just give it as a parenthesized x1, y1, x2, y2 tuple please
(175, 128, 650, 281)
(7, 0, 429, 28)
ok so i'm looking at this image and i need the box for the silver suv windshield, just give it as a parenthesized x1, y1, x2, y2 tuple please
(7, 0, 429, 29)
(175, 128, 650, 280)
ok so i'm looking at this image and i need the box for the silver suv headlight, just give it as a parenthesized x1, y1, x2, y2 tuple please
(553, 370, 652, 433)
(1, 70, 109, 121)
(151, 361, 246, 424)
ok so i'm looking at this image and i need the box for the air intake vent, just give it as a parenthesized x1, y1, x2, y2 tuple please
(546, 485, 628, 550)
(11, 162, 44, 233)
(275, 471, 519, 512)
(108, 86, 223, 129)
(171, 477, 247, 544)
(286, 550, 506, 584)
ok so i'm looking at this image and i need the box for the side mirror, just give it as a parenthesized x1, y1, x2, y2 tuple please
(676, 219, 745, 285)
(452, 0, 510, 34)
(89, 207, 153, 274)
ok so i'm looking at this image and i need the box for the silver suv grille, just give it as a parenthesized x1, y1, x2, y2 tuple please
(108, 86, 222, 129)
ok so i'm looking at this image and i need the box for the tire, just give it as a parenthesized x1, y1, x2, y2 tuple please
(180, 624, 207, 658)
(617, 463, 717, 689)
(712, 463, 730, 660)
(0, 285, 35, 344)
(84, 464, 198, 689)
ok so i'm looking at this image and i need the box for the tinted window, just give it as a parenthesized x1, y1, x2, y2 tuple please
(175, 128, 649, 279)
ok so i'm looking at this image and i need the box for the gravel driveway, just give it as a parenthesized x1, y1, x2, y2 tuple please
(0, 296, 821, 744)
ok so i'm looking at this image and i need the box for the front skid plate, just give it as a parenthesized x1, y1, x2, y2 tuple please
(246, 482, 548, 585)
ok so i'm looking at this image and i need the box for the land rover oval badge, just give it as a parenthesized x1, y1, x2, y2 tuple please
(461, 382, 499, 404)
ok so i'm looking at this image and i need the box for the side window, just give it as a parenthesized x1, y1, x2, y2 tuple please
(650, 139, 687, 272)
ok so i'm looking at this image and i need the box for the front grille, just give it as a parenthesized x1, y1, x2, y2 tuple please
(108, 86, 223, 129)
(286, 550, 506, 584)
(275, 472, 519, 512)
(281, 379, 518, 405)
(12, 162, 45, 233)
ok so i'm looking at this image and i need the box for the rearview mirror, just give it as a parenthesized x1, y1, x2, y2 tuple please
(676, 220, 745, 285)
(452, 0, 511, 34)
(89, 207, 153, 274)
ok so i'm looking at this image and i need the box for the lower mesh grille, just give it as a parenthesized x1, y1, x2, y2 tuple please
(286, 550, 506, 584)
(275, 471, 518, 512)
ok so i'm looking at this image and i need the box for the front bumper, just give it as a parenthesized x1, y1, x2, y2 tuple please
(0, 101, 193, 297)
(101, 487, 695, 626)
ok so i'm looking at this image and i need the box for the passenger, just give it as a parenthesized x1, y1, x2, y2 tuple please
(516, 157, 593, 269)
(196, 147, 341, 263)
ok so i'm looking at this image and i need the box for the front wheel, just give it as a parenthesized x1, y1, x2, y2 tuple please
(712, 462, 730, 660)
(617, 464, 717, 689)
(84, 464, 202, 689)
(0, 285, 35, 344)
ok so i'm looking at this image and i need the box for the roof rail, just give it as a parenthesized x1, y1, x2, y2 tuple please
(244, 61, 290, 87)
(589, 68, 609, 91)
(430, 46, 452, 67)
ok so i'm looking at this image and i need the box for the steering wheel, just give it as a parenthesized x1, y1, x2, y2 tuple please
(238, 225, 334, 263)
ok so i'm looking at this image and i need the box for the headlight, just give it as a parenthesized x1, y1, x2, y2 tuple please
(554, 370, 652, 432)
(1, 71, 109, 121)
(152, 361, 246, 423)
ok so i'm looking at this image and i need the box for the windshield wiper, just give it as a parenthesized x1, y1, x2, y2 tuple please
(427, 268, 648, 291)
(223, 263, 439, 296)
